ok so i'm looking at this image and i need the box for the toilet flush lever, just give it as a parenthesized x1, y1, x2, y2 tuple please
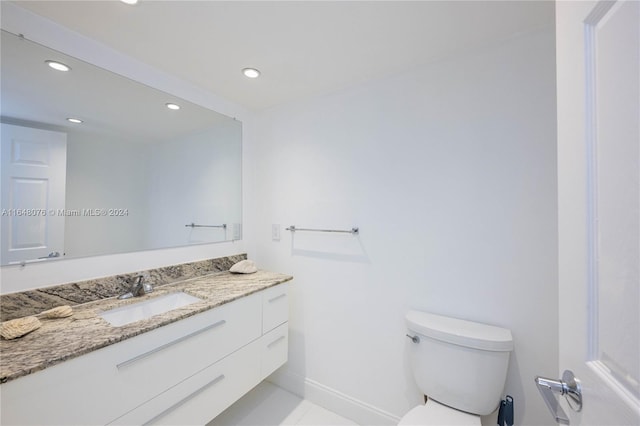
(535, 370, 582, 425)
(406, 334, 420, 344)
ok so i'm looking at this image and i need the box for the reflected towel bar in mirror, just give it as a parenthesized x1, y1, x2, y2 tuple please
(285, 225, 359, 234)
(185, 223, 227, 229)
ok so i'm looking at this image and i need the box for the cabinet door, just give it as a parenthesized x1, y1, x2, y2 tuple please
(261, 323, 289, 378)
(262, 283, 289, 333)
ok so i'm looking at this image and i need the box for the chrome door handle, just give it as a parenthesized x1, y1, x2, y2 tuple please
(535, 370, 582, 425)
(38, 251, 60, 259)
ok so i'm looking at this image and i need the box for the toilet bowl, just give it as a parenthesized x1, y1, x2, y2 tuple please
(400, 310, 513, 425)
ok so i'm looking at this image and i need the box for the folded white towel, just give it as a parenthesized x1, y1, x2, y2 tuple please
(230, 259, 258, 274)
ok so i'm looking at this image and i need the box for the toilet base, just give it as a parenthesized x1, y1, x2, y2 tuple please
(398, 400, 481, 426)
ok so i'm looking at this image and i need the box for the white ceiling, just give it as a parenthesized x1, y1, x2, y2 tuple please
(11, 1, 554, 111)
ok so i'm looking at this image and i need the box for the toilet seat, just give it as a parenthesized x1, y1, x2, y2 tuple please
(398, 400, 481, 426)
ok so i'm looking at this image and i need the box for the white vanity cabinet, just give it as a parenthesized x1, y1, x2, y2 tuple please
(0, 282, 289, 426)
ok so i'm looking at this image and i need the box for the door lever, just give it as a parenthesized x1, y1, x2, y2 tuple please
(38, 251, 60, 259)
(535, 370, 582, 425)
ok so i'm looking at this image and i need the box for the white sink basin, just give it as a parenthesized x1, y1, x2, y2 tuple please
(100, 292, 202, 327)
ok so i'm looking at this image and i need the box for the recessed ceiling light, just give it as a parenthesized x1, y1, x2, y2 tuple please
(120, 0, 138, 4)
(166, 103, 180, 110)
(46, 60, 71, 72)
(67, 118, 83, 124)
(242, 68, 261, 79)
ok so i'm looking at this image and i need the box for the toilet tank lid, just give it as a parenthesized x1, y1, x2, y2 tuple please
(405, 311, 513, 352)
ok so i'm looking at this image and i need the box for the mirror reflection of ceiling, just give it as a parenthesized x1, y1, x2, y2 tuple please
(1, 30, 232, 143)
(9, 1, 555, 110)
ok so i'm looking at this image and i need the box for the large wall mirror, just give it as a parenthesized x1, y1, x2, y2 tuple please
(0, 30, 242, 266)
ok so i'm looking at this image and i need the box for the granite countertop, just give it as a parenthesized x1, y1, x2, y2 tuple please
(0, 270, 292, 384)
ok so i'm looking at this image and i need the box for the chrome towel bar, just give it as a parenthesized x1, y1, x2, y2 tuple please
(185, 223, 227, 229)
(286, 225, 359, 234)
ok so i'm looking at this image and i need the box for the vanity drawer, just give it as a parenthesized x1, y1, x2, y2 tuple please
(112, 292, 262, 407)
(1, 343, 126, 426)
(262, 283, 289, 333)
(111, 335, 263, 426)
(261, 322, 289, 378)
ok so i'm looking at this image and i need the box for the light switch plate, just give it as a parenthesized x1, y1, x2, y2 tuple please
(233, 223, 242, 240)
(272, 224, 280, 241)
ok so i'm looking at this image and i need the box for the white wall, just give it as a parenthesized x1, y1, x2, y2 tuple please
(246, 30, 558, 426)
(65, 133, 149, 257)
(147, 123, 242, 247)
(65, 122, 242, 258)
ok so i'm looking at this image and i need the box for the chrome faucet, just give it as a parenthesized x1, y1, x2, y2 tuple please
(118, 275, 153, 299)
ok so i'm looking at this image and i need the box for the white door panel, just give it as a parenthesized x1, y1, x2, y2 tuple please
(9, 178, 49, 249)
(556, 0, 639, 424)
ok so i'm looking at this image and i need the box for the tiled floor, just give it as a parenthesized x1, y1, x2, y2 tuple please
(208, 382, 360, 426)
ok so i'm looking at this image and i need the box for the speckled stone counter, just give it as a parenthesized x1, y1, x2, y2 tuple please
(0, 254, 247, 321)
(0, 270, 292, 384)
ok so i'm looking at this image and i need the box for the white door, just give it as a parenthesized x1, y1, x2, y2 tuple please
(1, 123, 67, 265)
(556, 0, 640, 425)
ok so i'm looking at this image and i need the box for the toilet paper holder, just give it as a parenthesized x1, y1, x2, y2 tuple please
(535, 370, 582, 425)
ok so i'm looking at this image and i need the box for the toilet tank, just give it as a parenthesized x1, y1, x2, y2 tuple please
(406, 310, 513, 416)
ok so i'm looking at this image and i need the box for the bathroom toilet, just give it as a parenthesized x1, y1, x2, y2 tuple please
(400, 310, 513, 425)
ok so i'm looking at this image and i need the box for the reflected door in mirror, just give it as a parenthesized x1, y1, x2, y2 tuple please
(1, 123, 67, 265)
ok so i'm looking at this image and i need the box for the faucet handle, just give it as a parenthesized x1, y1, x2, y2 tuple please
(118, 275, 149, 299)
(136, 274, 153, 294)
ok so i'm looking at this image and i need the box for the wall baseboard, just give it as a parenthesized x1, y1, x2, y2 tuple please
(267, 368, 401, 426)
